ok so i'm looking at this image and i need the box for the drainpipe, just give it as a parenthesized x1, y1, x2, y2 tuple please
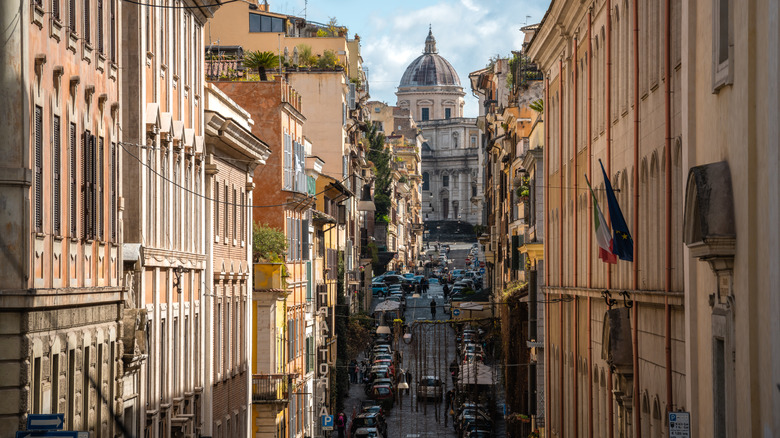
(573, 36, 579, 290)
(544, 75, 551, 435)
(587, 8, 594, 438)
(559, 282, 564, 437)
(559, 58, 564, 289)
(558, 57, 565, 438)
(572, 35, 579, 438)
(664, 0, 674, 418)
(632, 0, 642, 435)
(605, 2, 614, 437)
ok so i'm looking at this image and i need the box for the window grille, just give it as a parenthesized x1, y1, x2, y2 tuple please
(34, 106, 43, 233)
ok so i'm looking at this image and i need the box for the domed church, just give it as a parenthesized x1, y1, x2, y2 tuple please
(397, 28, 484, 225)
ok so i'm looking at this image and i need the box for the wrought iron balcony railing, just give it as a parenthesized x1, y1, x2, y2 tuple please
(252, 374, 290, 404)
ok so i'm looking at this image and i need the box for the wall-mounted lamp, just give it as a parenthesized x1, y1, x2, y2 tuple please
(173, 266, 189, 293)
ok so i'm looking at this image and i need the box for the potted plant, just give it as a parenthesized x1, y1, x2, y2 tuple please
(243, 50, 278, 81)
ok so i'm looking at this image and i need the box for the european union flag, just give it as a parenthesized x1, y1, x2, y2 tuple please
(600, 160, 633, 262)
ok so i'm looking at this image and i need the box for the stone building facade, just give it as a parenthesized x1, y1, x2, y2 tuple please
(203, 84, 270, 438)
(0, 1, 124, 436)
(396, 29, 483, 225)
(120, 2, 220, 437)
(528, 0, 686, 436)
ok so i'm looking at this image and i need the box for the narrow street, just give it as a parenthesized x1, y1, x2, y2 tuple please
(338, 281, 507, 438)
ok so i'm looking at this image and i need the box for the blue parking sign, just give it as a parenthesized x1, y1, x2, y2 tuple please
(321, 414, 334, 431)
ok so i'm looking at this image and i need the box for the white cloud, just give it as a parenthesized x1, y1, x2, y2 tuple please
(280, 0, 551, 115)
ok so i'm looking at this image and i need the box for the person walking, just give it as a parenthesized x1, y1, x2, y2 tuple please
(336, 412, 346, 438)
(405, 369, 412, 394)
(430, 298, 437, 319)
(443, 283, 450, 298)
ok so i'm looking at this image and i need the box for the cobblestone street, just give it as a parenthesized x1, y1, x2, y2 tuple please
(336, 281, 507, 437)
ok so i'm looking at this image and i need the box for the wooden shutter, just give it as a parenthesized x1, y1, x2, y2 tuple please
(34, 106, 43, 233)
(214, 180, 219, 237)
(110, 141, 116, 241)
(97, 0, 104, 54)
(83, 0, 90, 44)
(53, 115, 61, 235)
(69, 0, 76, 31)
(97, 137, 104, 239)
(69, 123, 77, 237)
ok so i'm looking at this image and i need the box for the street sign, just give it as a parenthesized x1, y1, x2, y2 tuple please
(479, 262, 485, 267)
(17, 432, 86, 438)
(479, 267, 485, 274)
(26, 414, 65, 431)
(453, 309, 461, 316)
(321, 414, 334, 431)
(668, 412, 690, 438)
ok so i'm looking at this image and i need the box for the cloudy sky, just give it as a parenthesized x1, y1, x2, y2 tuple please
(269, 0, 551, 118)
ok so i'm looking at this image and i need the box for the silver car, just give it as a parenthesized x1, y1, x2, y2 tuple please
(415, 376, 443, 401)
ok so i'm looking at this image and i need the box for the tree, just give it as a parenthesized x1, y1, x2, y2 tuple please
(317, 49, 340, 69)
(252, 223, 287, 262)
(243, 50, 278, 81)
(365, 122, 392, 219)
(529, 99, 544, 114)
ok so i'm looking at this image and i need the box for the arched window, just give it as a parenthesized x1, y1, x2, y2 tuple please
(422, 172, 430, 191)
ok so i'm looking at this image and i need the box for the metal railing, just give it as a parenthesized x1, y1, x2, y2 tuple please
(252, 374, 290, 403)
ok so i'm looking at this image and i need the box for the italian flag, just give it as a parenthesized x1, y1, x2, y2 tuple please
(586, 176, 617, 264)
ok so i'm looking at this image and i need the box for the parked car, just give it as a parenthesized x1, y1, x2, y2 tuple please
(382, 275, 404, 285)
(416, 376, 444, 401)
(370, 384, 395, 402)
(360, 402, 385, 418)
(372, 282, 389, 296)
(351, 412, 387, 438)
(354, 427, 382, 438)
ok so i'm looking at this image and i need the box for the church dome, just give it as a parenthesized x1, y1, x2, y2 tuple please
(399, 29, 461, 88)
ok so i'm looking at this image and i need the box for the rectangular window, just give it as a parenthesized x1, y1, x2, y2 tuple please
(69, 123, 77, 237)
(97, 137, 104, 239)
(83, 0, 90, 44)
(34, 105, 43, 233)
(82, 131, 90, 239)
(67, 349, 75, 429)
(214, 181, 219, 238)
(109, 0, 116, 62)
(53, 0, 60, 21)
(69, 0, 76, 32)
(248, 13, 285, 33)
(110, 142, 116, 241)
(82, 346, 90, 430)
(32, 356, 41, 413)
(232, 188, 237, 242)
(714, 337, 726, 438)
(443, 175, 449, 187)
(712, 0, 733, 89)
(53, 115, 61, 235)
(240, 191, 245, 243)
(224, 184, 229, 239)
(283, 133, 293, 190)
(97, 0, 104, 53)
(51, 353, 60, 414)
(445, 108, 451, 119)
(421, 107, 430, 121)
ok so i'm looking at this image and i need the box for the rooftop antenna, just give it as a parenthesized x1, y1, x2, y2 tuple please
(525, 15, 531, 26)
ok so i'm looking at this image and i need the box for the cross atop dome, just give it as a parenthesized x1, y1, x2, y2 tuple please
(424, 26, 438, 54)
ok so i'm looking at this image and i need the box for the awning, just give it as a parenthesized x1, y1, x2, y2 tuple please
(374, 300, 401, 312)
(458, 362, 494, 386)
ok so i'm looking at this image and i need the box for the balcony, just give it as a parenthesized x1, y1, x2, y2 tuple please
(253, 263, 287, 292)
(252, 374, 291, 404)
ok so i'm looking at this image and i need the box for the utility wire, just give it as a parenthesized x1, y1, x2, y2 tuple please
(119, 140, 352, 209)
(120, 0, 247, 9)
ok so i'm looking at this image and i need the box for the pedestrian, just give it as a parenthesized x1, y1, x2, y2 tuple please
(443, 283, 450, 298)
(357, 361, 364, 383)
(405, 369, 412, 394)
(349, 360, 357, 383)
(422, 278, 429, 294)
(430, 298, 437, 319)
(336, 412, 346, 438)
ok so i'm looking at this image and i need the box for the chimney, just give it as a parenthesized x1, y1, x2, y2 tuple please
(259, 0, 269, 12)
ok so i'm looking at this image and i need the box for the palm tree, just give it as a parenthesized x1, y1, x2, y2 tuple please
(243, 50, 278, 81)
